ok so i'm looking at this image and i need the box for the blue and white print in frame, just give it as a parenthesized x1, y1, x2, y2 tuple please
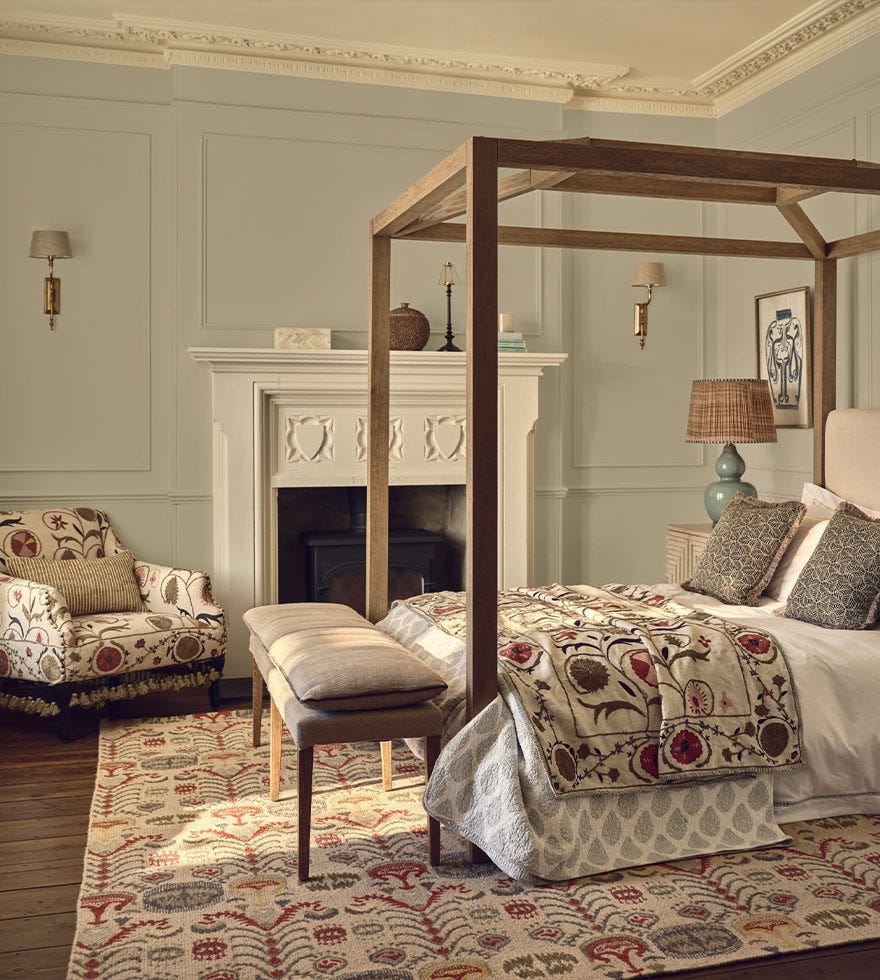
(755, 286, 812, 429)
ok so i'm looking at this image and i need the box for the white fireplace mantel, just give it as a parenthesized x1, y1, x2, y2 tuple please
(190, 347, 566, 675)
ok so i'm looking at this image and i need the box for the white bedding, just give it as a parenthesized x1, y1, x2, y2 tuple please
(381, 583, 880, 825)
(653, 583, 880, 822)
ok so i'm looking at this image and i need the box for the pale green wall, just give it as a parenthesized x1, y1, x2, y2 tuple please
(1, 40, 874, 674)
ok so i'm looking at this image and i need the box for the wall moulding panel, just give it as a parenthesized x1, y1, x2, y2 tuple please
(0, 92, 171, 483)
(569, 196, 708, 472)
(193, 132, 553, 334)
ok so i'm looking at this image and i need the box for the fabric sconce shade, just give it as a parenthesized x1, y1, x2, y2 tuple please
(29, 230, 72, 331)
(686, 379, 777, 523)
(631, 261, 666, 349)
(631, 262, 667, 288)
(29, 230, 72, 260)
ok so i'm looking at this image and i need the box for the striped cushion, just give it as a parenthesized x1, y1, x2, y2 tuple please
(5, 550, 144, 616)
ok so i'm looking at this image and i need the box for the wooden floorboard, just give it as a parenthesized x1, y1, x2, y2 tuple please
(0, 796, 92, 822)
(0, 946, 72, 978)
(0, 864, 84, 893)
(0, 912, 76, 954)
(0, 689, 878, 979)
(0, 885, 81, 921)
(0, 777, 99, 804)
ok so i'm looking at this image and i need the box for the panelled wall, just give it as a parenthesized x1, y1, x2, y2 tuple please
(0, 56, 572, 609)
(553, 110, 716, 585)
(556, 37, 880, 585)
(714, 34, 880, 501)
(1, 40, 878, 676)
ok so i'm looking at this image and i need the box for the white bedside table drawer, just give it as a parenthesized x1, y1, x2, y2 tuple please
(665, 524, 713, 582)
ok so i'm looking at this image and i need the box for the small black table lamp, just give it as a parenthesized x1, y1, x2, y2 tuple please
(437, 261, 461, 352)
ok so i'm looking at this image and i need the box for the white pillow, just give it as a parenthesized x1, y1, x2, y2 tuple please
(801, 482, 880, 520)
(763, 515, 830, 602)
(765, 482, 880, 602)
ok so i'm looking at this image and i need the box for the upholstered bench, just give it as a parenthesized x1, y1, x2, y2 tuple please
(243, 603, 446, 880)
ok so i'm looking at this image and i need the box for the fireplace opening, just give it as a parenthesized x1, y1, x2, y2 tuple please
(277, 484, 464, 616)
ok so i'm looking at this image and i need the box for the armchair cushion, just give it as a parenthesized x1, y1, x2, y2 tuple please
(69, 610, 225, 681)
(5, 551, 143, 617)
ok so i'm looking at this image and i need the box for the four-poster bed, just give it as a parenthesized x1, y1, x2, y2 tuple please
(367, 134, 880, 726)
(365, 137, 880, 879)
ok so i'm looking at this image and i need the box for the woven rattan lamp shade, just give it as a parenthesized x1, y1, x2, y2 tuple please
(686, 379, 776, 444)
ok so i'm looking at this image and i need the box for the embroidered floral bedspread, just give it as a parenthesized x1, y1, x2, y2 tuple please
(403, 584, 802, 796)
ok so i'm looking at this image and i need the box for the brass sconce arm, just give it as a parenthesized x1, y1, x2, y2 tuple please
(29, 230, 72, 331)
(630, 262, 667, 350)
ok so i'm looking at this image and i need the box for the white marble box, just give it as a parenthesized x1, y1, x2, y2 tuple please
(274, 327, 332, 350)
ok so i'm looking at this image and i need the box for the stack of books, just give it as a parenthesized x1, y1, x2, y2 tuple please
(498, 331, 527, 353)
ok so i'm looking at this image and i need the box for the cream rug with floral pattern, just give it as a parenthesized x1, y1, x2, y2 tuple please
(68, 711, 880, 978)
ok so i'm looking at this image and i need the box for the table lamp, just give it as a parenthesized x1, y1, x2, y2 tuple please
(686, 379, 777, 523)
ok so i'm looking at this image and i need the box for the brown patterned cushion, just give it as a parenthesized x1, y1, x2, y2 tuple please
(784, 502, 880, 629)
(5, 550, 144, 617)
(684, 494, 805, 605)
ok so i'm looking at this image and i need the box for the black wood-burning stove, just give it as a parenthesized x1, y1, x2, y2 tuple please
(302, 488, 444, 617)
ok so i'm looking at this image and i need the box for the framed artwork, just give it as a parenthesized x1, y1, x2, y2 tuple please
(755, 286, 812, 429)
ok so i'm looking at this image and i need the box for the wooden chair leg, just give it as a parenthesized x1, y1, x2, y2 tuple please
(269, 699, 282, 801)
(252, 659, 265, 748)
(380, 740, 394, 790)
(424, 734, 441, 867)
(208, 678, 223, 712)
(55, 685, 73, 743)
(297, 746, 314, 881)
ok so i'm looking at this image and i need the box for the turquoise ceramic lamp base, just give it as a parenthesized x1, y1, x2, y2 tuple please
(704, 442, 757, 523)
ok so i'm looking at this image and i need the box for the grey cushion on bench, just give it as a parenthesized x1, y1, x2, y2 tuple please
(244, 603, 447, 711)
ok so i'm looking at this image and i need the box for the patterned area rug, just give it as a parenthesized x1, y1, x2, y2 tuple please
(69, 711, 880, 979)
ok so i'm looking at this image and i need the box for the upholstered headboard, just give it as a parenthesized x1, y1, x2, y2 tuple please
(825, 409, 880, 511)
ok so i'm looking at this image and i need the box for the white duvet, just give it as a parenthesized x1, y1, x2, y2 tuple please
(382, 584, 880, 825)
(653, 583, 880, 821)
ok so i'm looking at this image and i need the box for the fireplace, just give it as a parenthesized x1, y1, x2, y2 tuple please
(191, 347, 565, 676)
(278, 485, 462, 615)
(304, 530, 442, 613)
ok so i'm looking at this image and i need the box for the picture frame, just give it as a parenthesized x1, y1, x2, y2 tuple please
(755, 286, 812, 429)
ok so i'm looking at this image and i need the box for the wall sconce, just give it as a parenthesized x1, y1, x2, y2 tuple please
(29, 230, 72, 330)
(631, 261, 667, 349)
(437, 260, 461, 352)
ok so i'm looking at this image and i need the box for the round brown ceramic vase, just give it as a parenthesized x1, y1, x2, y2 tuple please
(389, 302, 430, 350)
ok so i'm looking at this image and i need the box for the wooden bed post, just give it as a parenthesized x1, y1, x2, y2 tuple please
(367, 233, 391, 623)
(813, 258, 837, 487)
(465, 137, 499, 722)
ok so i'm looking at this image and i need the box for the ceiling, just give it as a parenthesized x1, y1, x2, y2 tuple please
(1, 0, 878, 116)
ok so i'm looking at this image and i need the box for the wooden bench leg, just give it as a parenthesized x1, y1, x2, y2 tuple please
(269, 699, 282, 801)
(380, 740, 394, 790)
(252, 658, 265, 748)
(298, 746, 314, 881)
(424, 735, 441, 867)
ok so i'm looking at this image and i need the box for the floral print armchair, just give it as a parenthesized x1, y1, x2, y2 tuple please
(0, 508, 225, 739)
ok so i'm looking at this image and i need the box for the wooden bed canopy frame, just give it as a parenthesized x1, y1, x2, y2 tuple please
(366, 135, 880, 724)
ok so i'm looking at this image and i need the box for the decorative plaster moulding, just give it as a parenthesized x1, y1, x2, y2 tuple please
(2, 0, 879, 117)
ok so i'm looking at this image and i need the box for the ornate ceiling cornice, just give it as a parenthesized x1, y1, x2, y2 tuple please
(1, 0, 879, 118)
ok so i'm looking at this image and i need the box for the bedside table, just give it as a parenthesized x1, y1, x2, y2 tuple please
(665, 523, 713, 582)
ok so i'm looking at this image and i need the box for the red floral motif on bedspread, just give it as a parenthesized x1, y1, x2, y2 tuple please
(404, 585, 802, 794)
